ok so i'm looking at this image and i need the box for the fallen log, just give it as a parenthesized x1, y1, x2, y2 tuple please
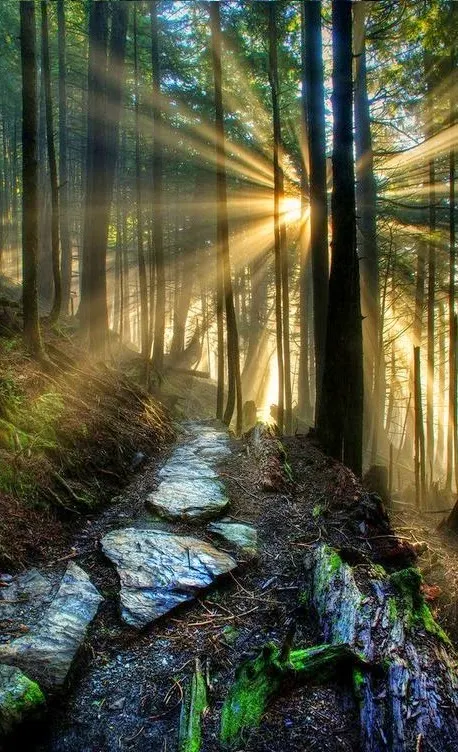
(305, 544, 458, 752)
(220, 641, 366, 746)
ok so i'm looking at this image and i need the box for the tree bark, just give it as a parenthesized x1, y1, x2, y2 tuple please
(317, 0, 363, 476)
(134, 7, 149, 363)
(209, 2, 243, 433)
(20, 2, 44, 358)
(267, 2, 285, 434)
(57, 0, 72, 316)
(41, 0, 61, 323)
(446, 11, 456, 491)
(303, 0, 329, 421)
(151, 1, 165, 372)
(354, 1, 381, 458)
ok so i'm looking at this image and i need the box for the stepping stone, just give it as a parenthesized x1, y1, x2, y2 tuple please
(0, 664, 45, 736)
(101, 528, 237, 628)
(147, 477, 229, 521)
(207, 520, 258, 558)
(0, 563, 103, 690)
(157, 457, 217, 481)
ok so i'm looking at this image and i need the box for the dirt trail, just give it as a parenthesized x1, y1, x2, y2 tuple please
(4, 422, 456, 752)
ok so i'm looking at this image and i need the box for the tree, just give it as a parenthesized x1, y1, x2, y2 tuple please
(151, 0, 165, 372)
(353, 1, 380, 458)
(134, 6, 149, 363)
(20, 1, 44, 358)
(57, 0, 72, 315)
(317, 0, 363, 476)
(80, 1, 128, 355)
(303, 0, 329, 421)
(209, 1, 243, 433)
(41, 0, 61, 323)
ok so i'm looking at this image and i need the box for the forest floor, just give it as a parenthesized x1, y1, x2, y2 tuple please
(1, 414, 454, 752)
(0, 290, 457, 750)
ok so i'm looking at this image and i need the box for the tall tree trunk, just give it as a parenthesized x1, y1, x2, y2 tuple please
(20, 2, 44, 358)
(303, 0, 329, 421)
(57, 0, 72, 316)
(209, 2, 243, 433)
(134, 7, 149, 362)
(151, 1, 165, 372)
(317, 0, 363, 476)
(354, 1, 381, 458)
(267, 2, 285, 434)
(425, 48, 436, 490)
(447, 14, 456, 490)
(81, 2, 128, 355)
(41, 0, 61, 323)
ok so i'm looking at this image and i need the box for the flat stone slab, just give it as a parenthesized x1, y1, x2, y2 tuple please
(147, 477, 229, 520)
(207, 520, 258, 558)
(0, 664, 45, 736)
(157, 457, 217, 481)
(101, 528, 237, 628)
(0, 563, 103, 690)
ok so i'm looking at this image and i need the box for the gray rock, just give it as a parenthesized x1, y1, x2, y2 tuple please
(147, 477, 229, 520)
(0, 562, 103, 689)
(157, 457, 217, 480)
(0, 664, 45, 736)
(101, 528, 236, 628)
(207, 520, 258, 558)
(0, 569, 53, 624)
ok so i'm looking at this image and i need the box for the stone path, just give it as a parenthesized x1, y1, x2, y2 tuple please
(0, 420, 258, 741)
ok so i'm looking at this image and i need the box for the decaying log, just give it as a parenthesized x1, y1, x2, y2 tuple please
(220, 641, 366, 746)
(306, 544, 458, 752)
(246, 422, 290, 491)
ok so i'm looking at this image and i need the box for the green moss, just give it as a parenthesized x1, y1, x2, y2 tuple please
(179, 662, 208, 752)
(387, 597, 398, 622)
(328, 550, 342, 574)
(312, 504, 322, 518)
(0, 667, 45, 736)
(352, 668, 365, 700)
(390, 568, 451, 645)
(220, 642, 365, 746)
(371, 564, 387, 579)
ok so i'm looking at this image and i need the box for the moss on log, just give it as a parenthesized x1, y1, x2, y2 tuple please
(220, 641, 365, 746)
(179, 659, 208, 752)
(307, 544, 458, 752)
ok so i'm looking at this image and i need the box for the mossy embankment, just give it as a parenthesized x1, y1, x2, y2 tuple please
(0, 302, 175, 569)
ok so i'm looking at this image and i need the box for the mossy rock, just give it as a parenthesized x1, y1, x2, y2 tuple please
(0, 664, 45, 737)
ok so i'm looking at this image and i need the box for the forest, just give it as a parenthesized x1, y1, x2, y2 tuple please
(0, 1, 457, 751)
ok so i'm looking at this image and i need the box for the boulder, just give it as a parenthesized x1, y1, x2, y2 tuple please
(0, 664, 45, 737)
(147, 477, 229, 521)
(0, 562, 103, 690)
(207, 520, 258, 558)
(101, 528, 237, 628)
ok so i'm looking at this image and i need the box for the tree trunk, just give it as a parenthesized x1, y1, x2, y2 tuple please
(151, 1, 165, 372)
(57, 0, 72, 316)
(446, 13, 456, 491)
(81, 2, 128, 356)
(41, 0, 61, 323)
(209, 2, 243, 434)
(20, 2, 44, 358)
(134, 7, 149, 363)
(303, 0, 329, 421)
(317, 0, 363, 476)
(414, 346, 427, 508)
(267, 2, 285, 434)
(307, 543, 458, 751)
(354, 2, 381, 458)
(425, 50, 436, 488)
